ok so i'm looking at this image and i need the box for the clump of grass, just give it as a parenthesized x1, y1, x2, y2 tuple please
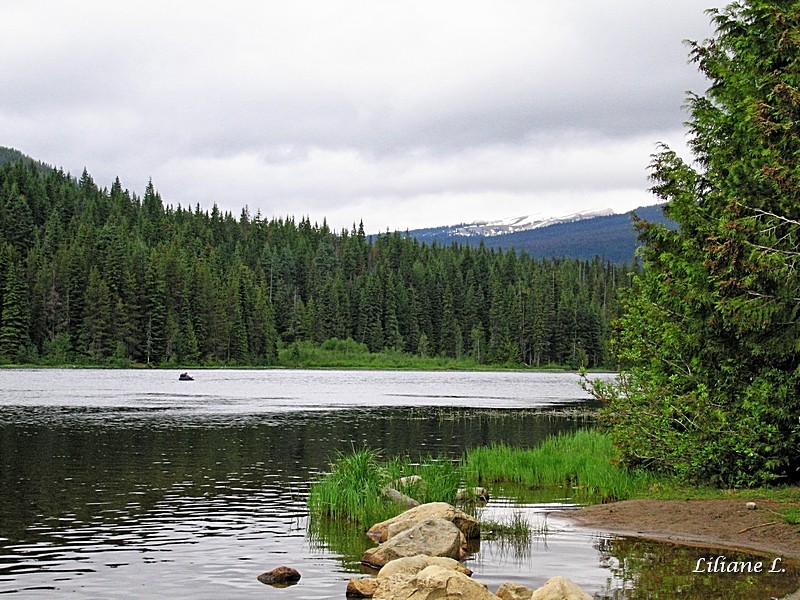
(781, 506, 800, 529)
(481, 511, 534, 540)
(310, 431, 659, 529)
(462, 430, 655, 502)
(308, 449, 464, 527)
(479, 511, 542, 559)
(308, 448, 402, 526)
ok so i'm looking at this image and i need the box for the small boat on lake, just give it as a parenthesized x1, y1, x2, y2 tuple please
(179, 372, 194, 381)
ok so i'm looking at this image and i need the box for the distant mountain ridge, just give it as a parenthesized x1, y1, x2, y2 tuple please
(406, 204, 672, 263)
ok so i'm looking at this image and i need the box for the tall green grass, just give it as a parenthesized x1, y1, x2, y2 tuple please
(308, 449, 463, 527)
(309, 431, 656, 529)
(307, 449, 401, 526)
(462, 430, 655, 502)
(385, 456, 463, 505)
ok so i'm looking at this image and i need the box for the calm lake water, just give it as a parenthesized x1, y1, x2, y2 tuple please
(0, 369, 797, 599)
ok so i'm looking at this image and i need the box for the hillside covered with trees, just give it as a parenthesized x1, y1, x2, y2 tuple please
(0, 158, 637, 368)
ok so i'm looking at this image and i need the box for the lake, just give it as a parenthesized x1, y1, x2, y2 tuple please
(0, 369, 797, 599)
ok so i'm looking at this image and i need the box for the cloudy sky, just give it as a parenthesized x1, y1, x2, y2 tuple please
(2, 1, 725, 232)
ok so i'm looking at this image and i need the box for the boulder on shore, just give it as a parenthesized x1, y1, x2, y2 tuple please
(348, 555, 471, 598)
(367, 501, 480, 543)
(350, 557, 593, 600)
(362, 517, 465, 569)
(373, 564, 498, 600)
(377, 555, 472, 579)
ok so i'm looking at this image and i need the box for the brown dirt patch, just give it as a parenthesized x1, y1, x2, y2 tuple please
(569, 498, 800, 560)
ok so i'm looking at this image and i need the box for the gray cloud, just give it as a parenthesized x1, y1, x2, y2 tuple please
(1, 1, 724, 231)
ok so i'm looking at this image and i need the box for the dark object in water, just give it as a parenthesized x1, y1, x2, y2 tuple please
(179, 372, 193, 381)
(257, 566, 301, 587)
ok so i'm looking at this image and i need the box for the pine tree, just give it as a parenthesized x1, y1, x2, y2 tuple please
(251, 285, 278, 364)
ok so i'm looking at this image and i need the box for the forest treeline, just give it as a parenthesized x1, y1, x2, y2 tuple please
(0, 159, 637, 367)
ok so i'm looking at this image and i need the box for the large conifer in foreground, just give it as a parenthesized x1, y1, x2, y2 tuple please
(595, 1, 800, 485)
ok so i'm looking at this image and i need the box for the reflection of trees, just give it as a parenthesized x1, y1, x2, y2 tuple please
(592, 536, 800, 600)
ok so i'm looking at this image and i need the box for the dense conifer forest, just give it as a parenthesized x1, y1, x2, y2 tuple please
(0, 158, 637, 367)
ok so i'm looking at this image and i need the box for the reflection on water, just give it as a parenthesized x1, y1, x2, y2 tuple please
(0, 369, 797, 599)
(594, 537, 800, 599)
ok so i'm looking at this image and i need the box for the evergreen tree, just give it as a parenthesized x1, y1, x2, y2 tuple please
(0, 254, 29, 361)
(80, 267, 113, 361)
(251, 284, 278, 364)
(591, 1, 800, 485)
(143, 251, 167, 364)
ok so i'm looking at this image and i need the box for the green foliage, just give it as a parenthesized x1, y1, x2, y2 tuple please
(309, 431, 657, 530)
(307, 449, 461, 527)
(462, 430, 656, 503)
(588, 2, 800, 486)
(781, 506, 800, 528)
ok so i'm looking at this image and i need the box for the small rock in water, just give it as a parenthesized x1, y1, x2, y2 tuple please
(257, 566, 301, 587)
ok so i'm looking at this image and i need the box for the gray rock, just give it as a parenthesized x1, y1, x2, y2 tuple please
(373, 564, 499, 600)
(367, 501, 480, 543)
(377, 555, 472, 579)
(362, 517, 465, 569)
(380, 485, 420, 509)
(455, 486, 490, 503)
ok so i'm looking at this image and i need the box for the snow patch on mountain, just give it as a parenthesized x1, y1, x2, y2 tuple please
(447, 208, 616, 237)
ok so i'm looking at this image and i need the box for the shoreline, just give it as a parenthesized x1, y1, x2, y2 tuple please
(569, 498, 800, 561)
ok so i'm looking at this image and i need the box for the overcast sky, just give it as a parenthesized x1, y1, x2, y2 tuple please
(2, 1, 725, 232)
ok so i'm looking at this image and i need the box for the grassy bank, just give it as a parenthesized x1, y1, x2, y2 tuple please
(1, 338, 586, 371)
(275, 338, 578, 371)
(307, 430, 653, 528)
(308, 431, 800, 537)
